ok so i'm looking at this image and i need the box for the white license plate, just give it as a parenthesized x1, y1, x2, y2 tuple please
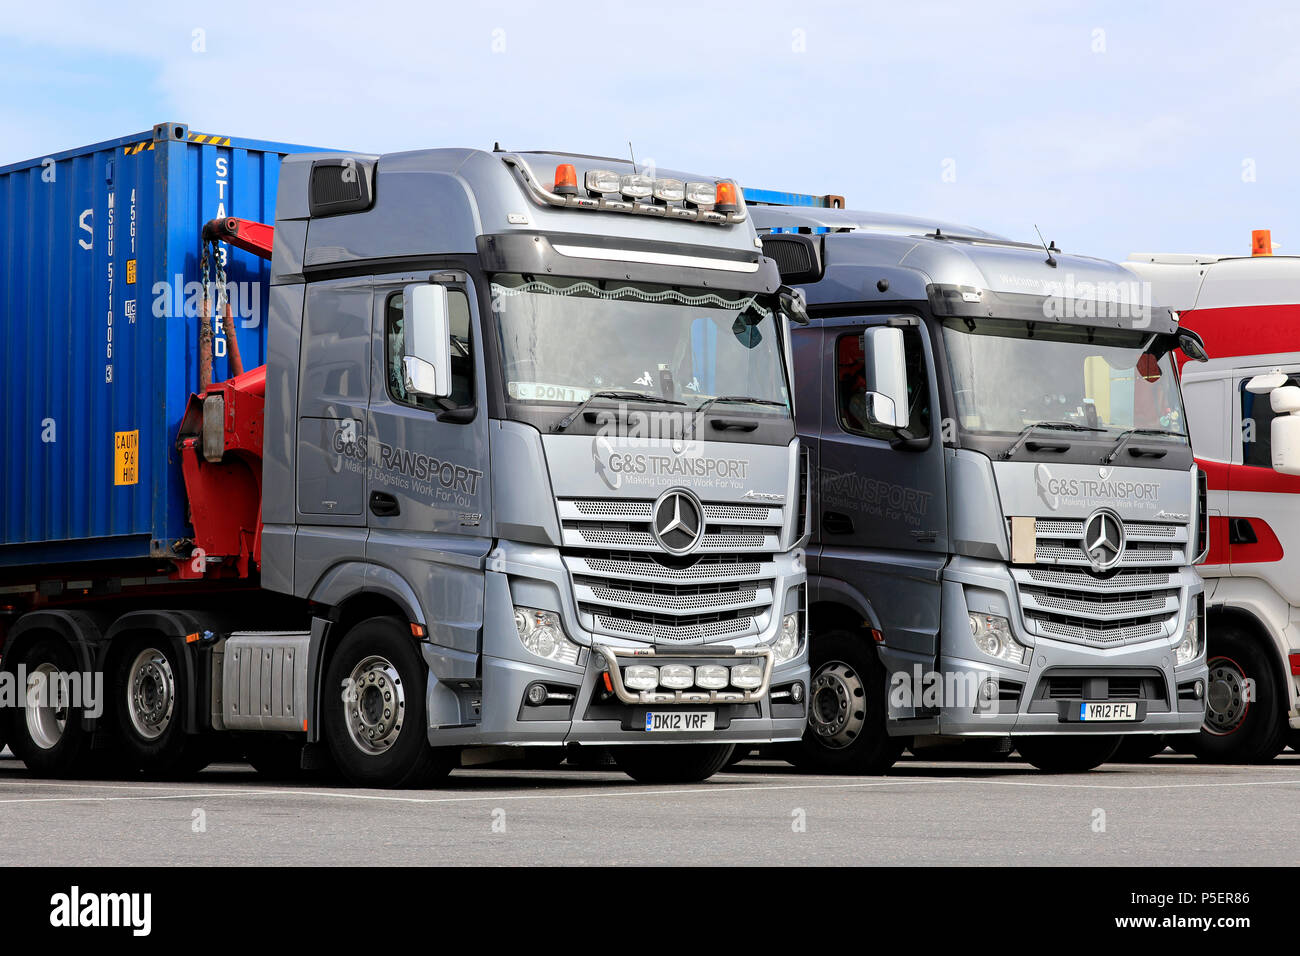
(1079, 702, 1138, 722)
(644, 711, 715, 732)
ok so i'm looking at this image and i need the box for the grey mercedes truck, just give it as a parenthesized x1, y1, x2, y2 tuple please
(747, 204, 1208, 773)
(0, 128, 809, 787)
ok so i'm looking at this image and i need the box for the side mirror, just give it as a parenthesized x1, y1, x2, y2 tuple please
(402, 283, 452, 399)
(861, 326, 909, 430)
(1271, 386, 1300, 475)
(1246, 370, 1288, 393)
(1177, 329, 1209, 363)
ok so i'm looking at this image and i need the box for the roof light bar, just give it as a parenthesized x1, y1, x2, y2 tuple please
(501, 155, 745, 225)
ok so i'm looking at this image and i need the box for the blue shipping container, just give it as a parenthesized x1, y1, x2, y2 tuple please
(0, 122, 324, 569)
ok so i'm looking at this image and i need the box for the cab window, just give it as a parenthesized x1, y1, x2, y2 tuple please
(836, 327, 931, 441)
(384, 289, 475, 411)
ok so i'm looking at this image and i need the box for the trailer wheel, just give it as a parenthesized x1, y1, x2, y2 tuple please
(614, 744, 735, 783)
(9, 635, 94, 777)
(1190, 624, 1288, 763)
(793, 630, 904, 774)
(323, 618, 455, 788)
(113, 639, 210, 778)
(1013, 735, 1121, 773)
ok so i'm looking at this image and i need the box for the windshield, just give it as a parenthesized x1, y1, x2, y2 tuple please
(490, 275, 790, 414)
(941, 319, 1188, 439)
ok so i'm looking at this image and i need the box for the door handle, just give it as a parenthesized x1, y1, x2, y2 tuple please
(369, 491, 400, 517)
(822, 510, 854, 535)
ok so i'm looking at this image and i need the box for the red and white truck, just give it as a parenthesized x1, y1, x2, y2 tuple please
(1126, 233, 1300, 761)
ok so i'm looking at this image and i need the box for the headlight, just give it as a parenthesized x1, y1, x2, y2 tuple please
(968, 612, 1026, 665)
(771, 613, 803, 664)
(730, 663, 763, 689)
(513, 606, 580, 666)
(1175, 613, 1202, 666)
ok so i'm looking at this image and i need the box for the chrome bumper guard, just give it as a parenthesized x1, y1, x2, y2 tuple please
(593, 645, 775, 705)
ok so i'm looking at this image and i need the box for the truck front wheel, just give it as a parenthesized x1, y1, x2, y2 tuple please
(794, 630, 903, 775)
(113, 638, 210, 778)
(322, 618, 455, 788)
(1013, 735, 1120, 773)
(1190, 624, 1288, 763)
(614, 743, 735, 783)
(9, 634, 94, 777)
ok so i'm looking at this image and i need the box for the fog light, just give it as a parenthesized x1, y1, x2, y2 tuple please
(790, 682, 805, 703)
(1194, 679, 1205, 700)
(695, 664, 728, 690)
(653, 178, 685, 202)
(685, 181, 717, 207)
(620, 174, 654, 199)
(525, 682, 548, 706)
(659, 664, 694, 689)
(624, 665, 659, 691)
(585, 168, 621, 194)
(731, 664, 763, 689)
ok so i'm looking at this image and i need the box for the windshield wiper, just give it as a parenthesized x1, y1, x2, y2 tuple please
(692, 395, 788, 418)
(553, 390, 686, 432)
(1102, 427, 1183, 464)
(1001, 421, 1106, 459)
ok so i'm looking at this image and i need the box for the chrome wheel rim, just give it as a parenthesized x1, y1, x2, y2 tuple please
(126, 647, 176, 741)
(344, 656, 406, 755)
(1204, 657, 1249, 735)
(809, 659, 866, 750)
(26, 662, 67, 750)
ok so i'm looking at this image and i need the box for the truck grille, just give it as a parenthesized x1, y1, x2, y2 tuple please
(1012, 565, 1181, 649)
(559, 495, 787, 645)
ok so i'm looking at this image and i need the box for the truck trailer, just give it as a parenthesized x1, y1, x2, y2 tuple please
(1126, 244, 1300, 762)
(746, 203, 1210, 773)
(0, 123, 810, 787)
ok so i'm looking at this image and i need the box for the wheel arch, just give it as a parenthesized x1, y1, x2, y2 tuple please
(4, 610, 106, 731)
(103, 609, 221, 735)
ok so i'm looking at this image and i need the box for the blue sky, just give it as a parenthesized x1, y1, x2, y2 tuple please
(2, 0, 1296, 261)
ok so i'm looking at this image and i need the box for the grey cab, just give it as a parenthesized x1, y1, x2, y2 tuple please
(750, 205, 1210, 773)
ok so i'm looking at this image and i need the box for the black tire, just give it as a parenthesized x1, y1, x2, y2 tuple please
(1014, 735, 1121, 773)
(8, 635, 94, 777)
(322, 618, 455, 788)
(112, 637, 210, 779)
(796, 629, 904, 774)
(615, 744, 735, 783)
(1190, 624, 1288, 764)
(1112, 735, 1167, 762)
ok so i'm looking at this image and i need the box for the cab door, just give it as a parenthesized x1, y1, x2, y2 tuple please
(814, 315, 949, 661)
(1229, 366, 1300, 602)
(366, 272, 493, 658)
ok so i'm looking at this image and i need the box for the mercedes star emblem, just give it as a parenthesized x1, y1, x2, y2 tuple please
(651, 488, 705, 555)
(1083, 508, 1126, 572)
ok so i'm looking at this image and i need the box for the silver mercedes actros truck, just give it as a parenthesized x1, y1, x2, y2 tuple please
(0, 137, 809, 788)
(747, 205, 1209, 772)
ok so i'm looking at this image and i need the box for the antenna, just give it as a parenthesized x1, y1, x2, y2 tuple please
(628, 141, 637, 173)
(1034, 224, 1058, 268)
